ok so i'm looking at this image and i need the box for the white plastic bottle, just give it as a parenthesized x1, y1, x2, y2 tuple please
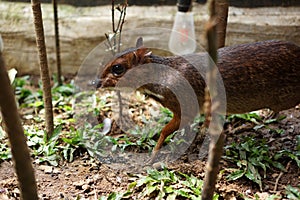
(169, 0, 196, 55)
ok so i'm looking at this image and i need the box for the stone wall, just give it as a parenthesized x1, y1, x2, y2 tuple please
(0, 2, 299, 76)
(3, 0, 300, 7)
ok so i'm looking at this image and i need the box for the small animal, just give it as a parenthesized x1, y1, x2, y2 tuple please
(95, 38, 300, 160)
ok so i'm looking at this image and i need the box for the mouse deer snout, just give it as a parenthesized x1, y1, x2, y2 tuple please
(89, 78, 102, 89)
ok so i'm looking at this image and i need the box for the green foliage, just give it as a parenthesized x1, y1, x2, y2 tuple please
(227, 112, 263, 124)
(297, 135, 300, 152)
(13, 76, 75, 110)
(90, 107, 203, 156)
(0, 76, 79, 165)
(100, 166, 219, 200)
(0, 142, 11, 161)
(22, 123, 103, 166)
(286, 185, 300, 199)
(75, 111, 168, 160)
(228, 112, 286, 134)
(241, 193, 280, 200)
(99, 192, 124, 200)
(13, 76, 42, 107)
(74, 123, 118, 159)
(121, 117, 165, 152)
(5, 75, 205, 165)
(3, 74, 169, 165)
(224, 136, 299, 190)
(26, 126, 62, 166)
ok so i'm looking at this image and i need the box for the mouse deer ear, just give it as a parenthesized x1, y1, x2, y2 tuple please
(135, 47, 152, 64)
(136, 37, 143, 48)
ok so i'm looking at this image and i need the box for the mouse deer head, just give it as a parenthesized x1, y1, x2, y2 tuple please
(94, 37, 152, 88)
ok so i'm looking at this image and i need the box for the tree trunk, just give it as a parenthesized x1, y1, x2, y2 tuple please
(31, 0, 54, 140)
(215, 0, 229, 48)
(0, 38, 38, 200)
(52, 0, 62, 85)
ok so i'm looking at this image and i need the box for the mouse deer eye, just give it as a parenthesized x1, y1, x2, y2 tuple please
(111, 64, 126, 77)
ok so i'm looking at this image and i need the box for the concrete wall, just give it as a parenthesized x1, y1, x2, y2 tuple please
(3, 0, 300, 7)
(0, 2, 299, 76)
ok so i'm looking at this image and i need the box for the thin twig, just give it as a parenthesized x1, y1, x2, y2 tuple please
(117, 1, 127, 52)
(116, 90, 123, 126)
(52, 0, 62, 85)
(227, 123, 254, 134)
(115, 6, 123, 32)
(273, 161, 291, 192)
(105, 33, 115, 55)
(112, 0, 115, 32)
(107, 1, 128, 54)
(115, 3, 127, 33)
(106, 0, 128, 126)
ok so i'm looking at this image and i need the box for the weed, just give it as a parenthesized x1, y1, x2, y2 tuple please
(286, 185, 300, 199)
(241, 193, 280, 200)
(224, 136, 299, 191)
(13, 76, 41, 107)
(227, 112, 262, 124)
(100, 166, 219, 200)
(227, 111, 286, 134)
(0, 142, 11, 161)
(13, 76, 75, 110)
(25, 125, 62, 166)
(2, 75, 203, 165)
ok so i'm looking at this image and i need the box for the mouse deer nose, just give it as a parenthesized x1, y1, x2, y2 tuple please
(88, 78, 102, 89)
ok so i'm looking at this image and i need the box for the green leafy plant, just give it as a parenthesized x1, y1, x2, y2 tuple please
(13, 76, 75, 110)
(94, 106, 171, 154)
(227, 112, 286, 134)
(25, 125, 62, 166)
(67, 123, 113, 159)
(99, 192, 125, 200)
(224, 137, 276, 189)
(253, 115, 286, 134)
(21, 123, 96, 166)
(13, 76, 42, 107)
(3, 74, 205, 165)
(100, 167, 219, 200)
(224, 136, 290, 190)
(241, 193, 280, 200)
(286, 185, 300, 199)
(4, 76, 109, 165)
(274, 149, 300, 168)
(227, 112, 263, 124)
(0, 142, 11, 161)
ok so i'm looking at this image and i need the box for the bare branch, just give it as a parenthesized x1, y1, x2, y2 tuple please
(107, 0, 128, 54)
(112, 0, 115, 32)
(201, 0, 228, 199)
(52, 0, 62, 85)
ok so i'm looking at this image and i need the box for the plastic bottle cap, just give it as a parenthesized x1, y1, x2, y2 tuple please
(177, 0, 192, 12)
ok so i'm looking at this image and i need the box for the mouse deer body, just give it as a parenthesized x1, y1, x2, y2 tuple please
(96, 39, 300, 158)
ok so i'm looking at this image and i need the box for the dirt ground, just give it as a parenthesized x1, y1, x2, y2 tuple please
(0, 105, 299, 199)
